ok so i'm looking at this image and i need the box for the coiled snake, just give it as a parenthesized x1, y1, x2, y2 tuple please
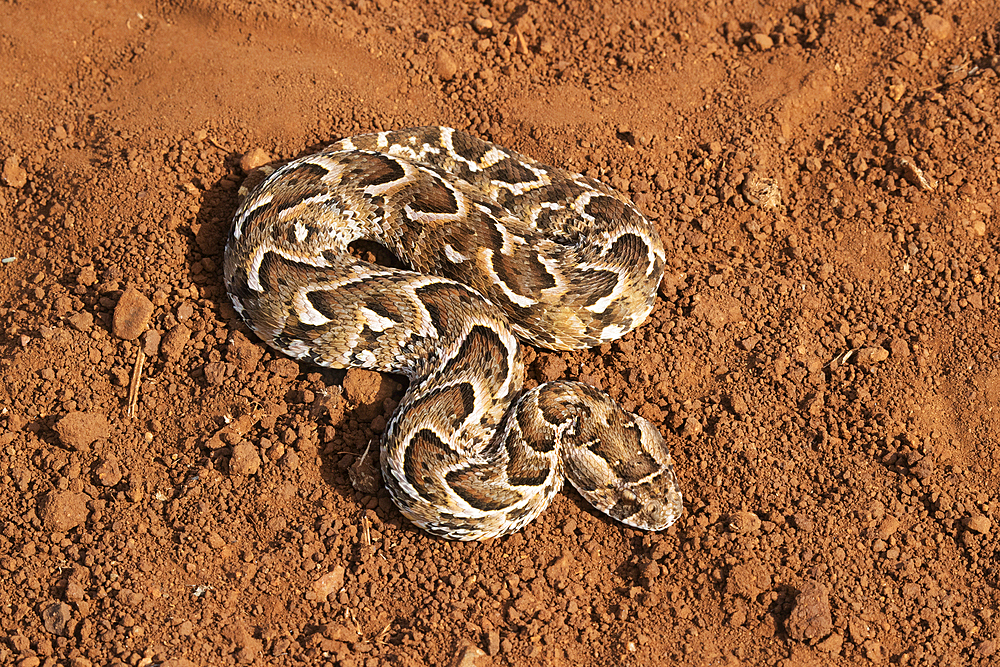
(223, 126, 682, 540)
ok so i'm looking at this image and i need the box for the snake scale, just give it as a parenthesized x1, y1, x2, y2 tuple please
(223, 126, 683, 540)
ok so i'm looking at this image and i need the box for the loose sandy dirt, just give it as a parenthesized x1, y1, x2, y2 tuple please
(2, 1, 999, 665)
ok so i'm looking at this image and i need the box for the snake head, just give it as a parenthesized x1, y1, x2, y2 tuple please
(561, 404, 683, 532)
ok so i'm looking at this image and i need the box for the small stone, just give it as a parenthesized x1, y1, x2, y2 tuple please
(65, 580, 85, 601)
(966, 514, 992, 534)
(240, 147, 270, 173)
(229, 442, 262, 476)
(67, 311, 93, 332)
(450, 643, 486, 667)
(921, 14, 952, 41)
(207, 532, 226, 549)
(472, 17, 493, 33)
(974, 639, 996, 658)
(312, 565, 346, 599)
(752, 33, 774, 50)
(41, 601, 72, 636)
(896, 50, 919, 67)
(113, 286, 154, 340)
(486, 629, 501, 655)
(10, 634, 30, 653)
(682, 416, 702, 437)
(227, 330, 264, 372)
(161, 324, 191, 361)
(889, 337, 909, 359)
(55, 411, 110, 450)
(730, 392, 749, 415)
(2, 155, 28, 187)
(76, 266, 98, 286)
(322, 622, 356, 642)
(786, 580, 833, 643)
(855, 347, 889, 364)
(436, 50, 458, 79)
(876, 516, 900, 540)
(728, 511, 762, 534)
(41, 490, 90, 532)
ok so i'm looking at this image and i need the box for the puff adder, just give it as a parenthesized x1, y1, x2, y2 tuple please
(224, 126, 683, 540)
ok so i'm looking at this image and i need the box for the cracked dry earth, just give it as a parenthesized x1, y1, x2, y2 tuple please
(2, 0, 1000, 666)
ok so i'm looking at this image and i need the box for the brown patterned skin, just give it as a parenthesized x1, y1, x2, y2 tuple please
(224, 127, 682, 540)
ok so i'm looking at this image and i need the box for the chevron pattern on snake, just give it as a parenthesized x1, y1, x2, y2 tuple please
(223, 126, 683, 540)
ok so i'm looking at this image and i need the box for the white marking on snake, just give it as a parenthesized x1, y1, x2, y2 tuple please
(295, 291, 331, 326)
(444, 244, 469, 263)
(361, 307, 397, 332)
(293, 221, 308, 243)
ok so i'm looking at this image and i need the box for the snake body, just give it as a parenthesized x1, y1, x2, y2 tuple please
(223, 126, 682, 540)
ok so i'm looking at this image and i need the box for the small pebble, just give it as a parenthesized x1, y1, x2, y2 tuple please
(786, 580, 833, 643)
(855, 347, 889, 365)
(682, 416, 702, 437)
(240, 147, 270, 172)
(67, 311, 94, 332)
(93, 456, 122, 487)
(791, 513, 815, 532)
(921, 14, 953, 41)
(876, 517, 900, 540)
(436, 50, 458, 79)
(2, 154, 28, 187)
(312, 565, 346, 599)
(966, 514, 992, 535)
(451, 643, 486, 667)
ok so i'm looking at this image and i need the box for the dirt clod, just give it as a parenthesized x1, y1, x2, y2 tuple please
(966, 514, 992, 534)
(435, 50, 458, 79)
(161, 324, 191, 361)
(786, 580, 833, 643)
(40, 602, 72, 637)
(54, 411, 110, 450)
(313, 565, 346, 599)
(40, 490, 90, 532)
(2, 154, 27, 187)
(112, 286, 154, 340)
(229, 441, 262, 475)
